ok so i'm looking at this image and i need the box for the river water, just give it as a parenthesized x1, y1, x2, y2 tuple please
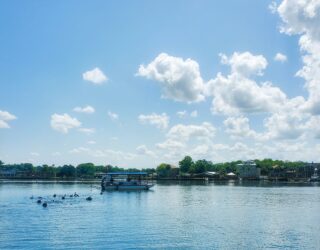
(0, 180, 320, 249)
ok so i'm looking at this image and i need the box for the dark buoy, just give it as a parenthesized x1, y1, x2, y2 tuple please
(62, 196, 65, 200)
(30, 196, 34, 199)
(86, 196, 92, 201)
(53, 194, 56, 198)
(42, 202, 47, 208)
(37, 199, 42, 204)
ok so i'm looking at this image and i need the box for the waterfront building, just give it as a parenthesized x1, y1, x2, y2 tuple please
(236, 160, 260, 179)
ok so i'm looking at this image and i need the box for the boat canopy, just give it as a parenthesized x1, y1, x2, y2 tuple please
(105, 172, 148, 176)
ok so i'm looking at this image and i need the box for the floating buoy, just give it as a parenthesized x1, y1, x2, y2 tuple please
(53, 194, 56, 198)
(62, 196, 65, 200)
(37, 199, 42, 204)
(86, 196, 92, 201)
(42, 202, 47, 208)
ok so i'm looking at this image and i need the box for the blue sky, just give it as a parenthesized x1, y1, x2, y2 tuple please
(1, 0, 320, 168)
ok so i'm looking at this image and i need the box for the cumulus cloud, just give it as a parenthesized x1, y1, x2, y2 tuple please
(177, 110, 198, 118)
(50, 113, 81, 133)
(83, 67, 108, 84)
(219, 52, 268, 77)
(177, 110, 187, 118)
(137, 53, 205, 103)
(224, 116, 258, 139)
(108, 111, 119, 121)
(73, 105, 95, 114)
(136, 145, 157, 158)
(206, 72, 287, 115)
(0, 110, 17, 129)
(276, 0, 320, 115)
(156, 139, 186, 150)
(155, 122, 216, 162)
(138, 113, 169, 130)
(166, 122, 215, 142)
(87, 140, 96, 145)
(274, 53, 288, 62)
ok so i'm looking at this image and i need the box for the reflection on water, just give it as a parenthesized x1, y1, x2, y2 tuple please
(0, 181, 320, 249)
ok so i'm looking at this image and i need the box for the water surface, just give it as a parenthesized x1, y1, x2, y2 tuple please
(1, 181, 320, 249)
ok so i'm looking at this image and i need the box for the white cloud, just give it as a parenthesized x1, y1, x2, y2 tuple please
(155, 122, 216, 162)
(138, 113, 169, 130)
(0, 120, 10, 129)
(69, 147, 137, 162)
(276, 0, 320, 115)
(50, 113, 81, 134)
(269, 1, 278, 14)
(78, 128, 95, 135)
(263, 112, 305, 140)
(30, 152, 40, 157)
(73, 105, 95, 114)
(177, 110, 187, 118)
(69, 147, 90, 154)
(224, 116, 258, 139)
(52, 152, 61, 156)
(206, 72, 287, 115)
(156, 139, 186, 150)
(274, 53, 287, 62)
(0, 110, 17, 129)
(219, 52, 268, 77)
(176, 110, 198, 118)
(166, 122, 216, 142)
(87, 140, 96, 145)
(136, 145, 157, 158)
(83, 67, 108, 85)
(137, 53, 205, 103)
(108, 111, 119, 121)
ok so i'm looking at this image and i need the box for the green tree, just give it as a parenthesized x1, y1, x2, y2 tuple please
(57, 165, 76, 178)
(193, 159, 211, 174)
(76, 163, 96, 177)
(179, 156, 194, 173)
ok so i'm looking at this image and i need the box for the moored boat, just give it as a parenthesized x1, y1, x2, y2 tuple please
(101, 172, 154, 191)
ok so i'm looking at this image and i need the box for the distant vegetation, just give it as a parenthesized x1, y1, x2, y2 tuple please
(0, 157, 308, 179)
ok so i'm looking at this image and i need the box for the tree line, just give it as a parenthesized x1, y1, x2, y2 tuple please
(0, 161, 154, 179)
(155, 156, 307, 178)
(0, 157, 308, 179)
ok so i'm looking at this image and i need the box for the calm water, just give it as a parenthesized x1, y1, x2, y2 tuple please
(0, 180, 320, 249)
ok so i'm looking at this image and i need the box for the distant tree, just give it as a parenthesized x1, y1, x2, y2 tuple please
(142, 168, 156, 174)
(156, 163, 179, 178)
(193, 159, 211, 174)
(57, 165, 76, 178)
(179, 156, 194, 173)
(76, 163, 95, 177)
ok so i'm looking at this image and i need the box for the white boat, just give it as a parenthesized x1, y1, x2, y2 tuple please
(101, 172, 154, 191)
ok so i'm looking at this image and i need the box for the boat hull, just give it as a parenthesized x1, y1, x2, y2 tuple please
(102, 184, 154, 191)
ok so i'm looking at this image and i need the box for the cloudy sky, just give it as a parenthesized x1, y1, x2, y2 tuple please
(1, 0, 320, 168)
